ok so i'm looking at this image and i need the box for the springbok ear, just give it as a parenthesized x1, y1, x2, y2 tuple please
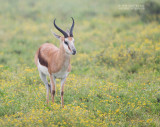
(66, 28, 70, 36)
(51, 29, 61, 40)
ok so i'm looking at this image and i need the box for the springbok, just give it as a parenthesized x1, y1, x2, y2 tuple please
(34, 18, 76, 107)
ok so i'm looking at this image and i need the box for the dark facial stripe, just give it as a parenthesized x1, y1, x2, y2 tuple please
(68, 45, 71, 51)
(38, 49, 48, 67)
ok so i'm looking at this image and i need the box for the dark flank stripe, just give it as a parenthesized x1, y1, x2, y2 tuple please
(38, 49, 48, 67)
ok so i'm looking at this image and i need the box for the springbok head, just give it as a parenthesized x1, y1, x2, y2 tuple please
(51, 17, 76, 55)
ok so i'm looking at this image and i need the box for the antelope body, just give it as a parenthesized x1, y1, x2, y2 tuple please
(34, 18, 76, 107)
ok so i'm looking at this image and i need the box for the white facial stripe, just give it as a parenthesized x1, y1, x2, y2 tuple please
(64, 37, 76, 55)
(65, 38, 73, 42)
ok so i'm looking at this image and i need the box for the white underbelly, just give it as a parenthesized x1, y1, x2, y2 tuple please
(37, 59, 69, 79)
(53, 71, 69, 79)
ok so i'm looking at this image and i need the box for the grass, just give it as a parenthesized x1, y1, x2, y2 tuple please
(0, 0, 160, 126)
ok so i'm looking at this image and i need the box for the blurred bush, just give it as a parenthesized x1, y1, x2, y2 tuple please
(95, 42, 160, 74)
(113, 1, 160, 23)
(96, 49, 148, 74)
(138, 1, 160, 23)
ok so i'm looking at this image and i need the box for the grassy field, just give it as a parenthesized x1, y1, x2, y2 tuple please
(0, 0, 160, 126)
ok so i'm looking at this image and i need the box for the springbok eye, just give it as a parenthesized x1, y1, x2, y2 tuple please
(64, 41, 68, 45)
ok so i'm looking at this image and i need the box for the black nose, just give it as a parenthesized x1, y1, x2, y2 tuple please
(72, 50, 76, 55)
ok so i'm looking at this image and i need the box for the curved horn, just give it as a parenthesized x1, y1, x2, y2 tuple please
(54, 19, 68, 38)
(70, 17, 74, 37)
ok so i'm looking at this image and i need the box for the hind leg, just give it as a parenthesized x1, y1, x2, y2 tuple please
(39, 71, 50, 104)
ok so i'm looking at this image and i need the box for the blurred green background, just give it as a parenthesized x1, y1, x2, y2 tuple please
(0, 0, 160, 126)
